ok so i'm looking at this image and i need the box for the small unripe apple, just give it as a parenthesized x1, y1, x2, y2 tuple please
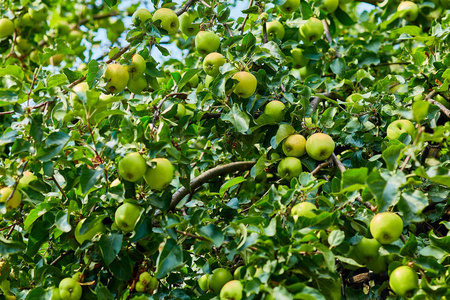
(18, 171, 37, 188)
(128, 54, 146, 79)
(264, 100, 285, 122)
(135, 281, 146, 292)
(0, 19, 15, 39)
(305, 133, 335, 161)
(354, 237, 380, 265)
(144, 158, 174, 191)
(389, 266, 419, 297)
(0, 187, 22, 210)
(198, 274, 210, 292)
(28, 3, 49, 22)
(203, 52, 226, 77)
(209, 268, 233, 294)
(114, 202, 141, 233)
(279, 0, 300, 14)
(299, 17, 324, 44)
(278, 157, 302, 181)
(59, 277, 82, 300)
(50, 54, 64, 66)
(291, 48, 309, 69)
(232, 71, 257, 98)
(127, 76, 148, 94)
(132, 8, 152, 26)
(386, 119, 415, 140)
(220, 280, 243, 300)
(139, 272, 151, 285)
(152, 8, 179, 35)
(398, 1, 419, 21)
(291, 202, 316, 220)
(266, 20, 285, 41)
(74, 218, 105, 244)
(104, 64, 130, 94)
(179, 10, 200, 36)
(195, 31, 221, 55)
(118, 152, 147, 182)
(321, 0, 339, 13)
(148, 277, 158, 294)
(370, 212, 403, 244)
(282, 134, 306, 157)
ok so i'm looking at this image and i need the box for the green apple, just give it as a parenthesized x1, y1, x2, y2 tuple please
(345, 93, 365, 112)
(68, 30, 83, 43)
(220, 280, 243, 300)
(195, 31, 221, 55)
(299, 65, 315, 80)
(291, 202, 316, 220)
(139, 272, 151, 285)
(398, 1, 419, 21)
(179, 10, 200, 36)
(14, 13, 33, 31)
(203, 52, 226, 76)
(0, 19, 14, 39)
(135, 281, 146, 292)
(354, 237, 380, 265)
(28, 3, 49, 22)
(291, 48, 309, 68)
(389, 266, 419, 297)
(233, 266, 243, 280)
(366, 255, 387, 273)
(15, 36, 32, 54)
(279, 0, 300, 14)
(59, 277, 82, 300)
(188, 74, 199, 88)
(386, 119, 415, 140)
(232, 71, 257, 98)
(370, 212, 403, 244)
(278, 157, 302, 181)
(0, 187, 22, 210)
(152, 8, 179, 35)
(118, 152, 147, 182)
(304, 117, 313, 127)
(209, 268, 233, 294)
(305, 133, 335, 161)
(282, 134, 306, 157)
(18, 171, 37, 188)
(132, 8, 152, 26)
(128, 54, 146, 79)
(127, 76, 147, 94)
(70, 82, 89, 109)
(176, 103, 186, 118)
(441, 0, 450, 9)
(264, 100, 285, 122)
(148, 277, 158, 294)
(114, 202, 141, 233)
(50, 54, 64, 66)
(143, 158, 174, 191)
(198, 274, 210, 292)
(51, 286, 61, 300)
(104, 64, 129, 94)
(299, 17, 324, 43)
(266, 20, 285, 41)
(321, 0, 339, 13)
(74, 218, 105, 244)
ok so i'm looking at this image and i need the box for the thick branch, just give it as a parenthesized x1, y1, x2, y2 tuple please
(346, 271, 388, 285)
(170, 161, 256, 210)
(425, 90, 450, 118)
(176, 0, 198, 16)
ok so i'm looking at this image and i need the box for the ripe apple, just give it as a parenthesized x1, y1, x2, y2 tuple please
(203, 52, 226, 76)
(195, 31, 221, 55)
(279, 0, 300, 14)
(152, 8, 179, 35)
(74, 218, 105, 244)
(220, 280, 243, 300)
(291, 48, 309, 69)
(179, 10, 200, 36)
(232, 71, 257, 98)
(0, 187, 22, 210)
(132, 8, 152, 26)
(398, 1, 419, 21)
(299, 17, 324, 44)
(104, 64, 129, 94)
(389, 266, 419, 297)
(282, 134, 306, 157)
(144, 158, 174, 191)
(209, 268, 233, 294)
(127, 76, 147, 94)
(18, 171, 37, 188)
(28, 4, 49, 22)
(59, 277, 82, 300)
(291, 202, 316, 220)
(114, 202, 141, 233)
(321, 0, 339, 13)
(354, 237, 380, 265)
(266, 20, 285, 41)
(135, 281, 146, 292)
(264, 100, 285, 122)
(118, 152, 147, 182)
(128, 54, 146, 79)
(370, 212, 403, 244)
(0, 19, 14, 39)
(305, 133, 335, 161)
(198, 274, 210, 292)
(278, 157, 302, 181)
(386, 119, 415, 140)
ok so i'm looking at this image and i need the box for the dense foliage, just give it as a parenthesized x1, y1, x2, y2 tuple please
(0, 0, 449, 299)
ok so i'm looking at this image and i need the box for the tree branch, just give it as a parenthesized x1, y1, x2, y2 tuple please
(346, 271, 388, 285)
(425, 90, 450, 118)
(176, 0, 198, 16)
(170, 161, 256, 210)
(310, 92, 344, 112)
(239, 0, 254, 34)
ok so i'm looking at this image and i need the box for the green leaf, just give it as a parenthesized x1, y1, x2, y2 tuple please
(221, 104, 250, 133)
(55, 211, 72, 232)
(400, 233, 417, 257)
(219, 177, 246, 196)
(0, 130, 18, 146)
(95, 282, 114, 300)
(334, 6, 356, 26)
(80, 165, 104, 194)
(397, 189, 428, 223)
(330, 57, 345, 77)
(341, 167, 368, 192)
(47, 74, 67, 89)
(177, 69, 201, 92)
(0, 65, 24, 80)
(109, 252, 132, 281)
(275, 124, 295, 147)
(382, 142, 405, 171)
(328, 230, 345, 247)
(24, 203, 52, 230)
(102, 0, 117, 8)
(0, 235, 26, 256)
(155, 239, 183, 279)
(366, 170, 406, 212)
(99, 232, 123, 266)
(198, 224, 224, 247)
(412, 100, 429, 122)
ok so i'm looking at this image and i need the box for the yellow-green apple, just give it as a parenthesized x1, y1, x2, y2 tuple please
(389, 266, 419, 297)
(18, 171, 37, 188)
(148, 277, 158, 294)
(264, 100, 285, 122)
(179, 10, 200, 36)
(198, 274, 210, 292)
(0, 187, 22, 210)
(195, 31, 221, 55)
(59, 277, 82, 300)
(305, 133, 335, 161)
(51, 286, 60, 300)
(279, 0, 300, 14)
(278, 157, 302, 181)
(304, 117, 313, 127)
(232, 71, 257, 98)
(139, 272, 151, 285)
(127, 76, 147, 94)
(370, 212, 403, 244)
(132, 8, 152, 26)
(176, 103, 186, 118)
(50, 54, 64, 66)
(74, 218, 105, 244)
(233, 266, 243, 280)
(0, 19, 14, 38)
(209, 268, 233, 294)
(127, 54, 146, 79)
(104, 64, 129, 94)
(144, 158, 174, 191)
(345, 93, 365, 112)
(118, 152, 147, 182)
(299, 17, 324, 44)
(291, 202, 316, 220)
(266, 20, 285, 41)
(354, 237, 380, 264)
(203, 52, 226, 76)
(282, 134, 306, 157)
(135, 281, 146, 292)
(28, 4, 49, 22)
(188, 74, 199, 88)
(220, 280, 243, 300)
(152, 8, 179, 35)
(114, 202, 141, 232)
(398, 1, 419, 21)
(321, 0, 339, 13)
(386, 119, 415, 140)
(70, 82, 89, 109)
(15, 36, 32, 54)
(291, 48, 309, 68)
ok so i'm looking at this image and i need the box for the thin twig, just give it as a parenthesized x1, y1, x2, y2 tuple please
(176, 0, 198, 16)
(330, 153, 346, 173)
(27, 68, 39, 108)
(239, 0, 254, 34)
(51, 175, 68, 203)
(151, 93, 188, 135)
(5, 161, 28, 211)
(311, 162, 330, 176)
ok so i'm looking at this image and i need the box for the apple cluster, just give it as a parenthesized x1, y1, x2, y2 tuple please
(135, 271, 158, 294)
(199, 268, 244, 300)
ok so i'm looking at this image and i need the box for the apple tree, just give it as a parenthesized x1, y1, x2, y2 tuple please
(0, 0, 449, 299)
